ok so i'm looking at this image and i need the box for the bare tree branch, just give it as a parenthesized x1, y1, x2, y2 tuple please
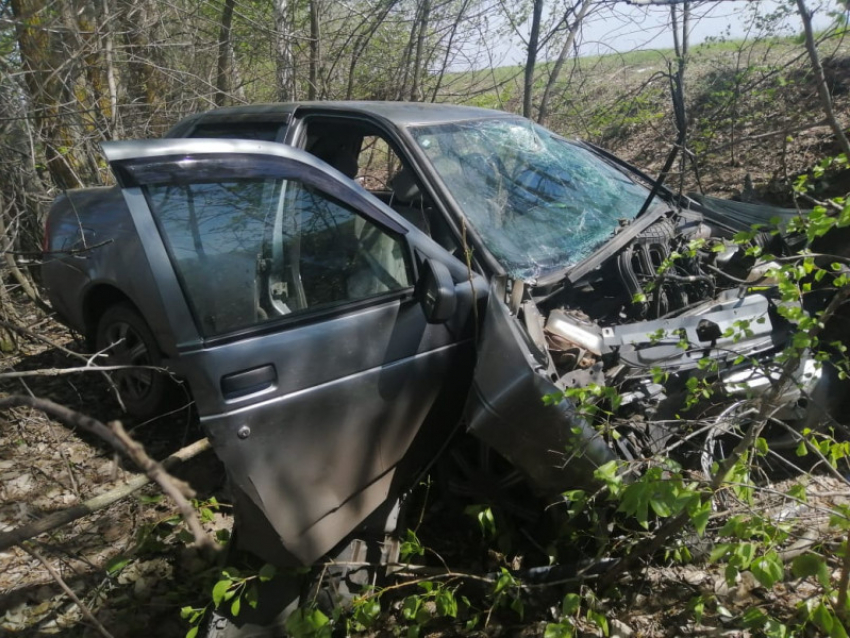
(0, 395, 216, 552)
(21, 543, 116, 638)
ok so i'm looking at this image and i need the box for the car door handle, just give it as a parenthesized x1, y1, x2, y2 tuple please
(221, 364, 277, 399)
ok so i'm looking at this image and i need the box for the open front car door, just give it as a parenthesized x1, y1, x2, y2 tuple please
(103, 139, 483, 567)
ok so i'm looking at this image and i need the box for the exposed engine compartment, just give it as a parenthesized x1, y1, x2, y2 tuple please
(515, 208, 821, 436)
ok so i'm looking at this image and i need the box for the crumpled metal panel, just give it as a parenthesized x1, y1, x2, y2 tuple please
(602, 292, 775, 372)
(466, 283, 615, 493)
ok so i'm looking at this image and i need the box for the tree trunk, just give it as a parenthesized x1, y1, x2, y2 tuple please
(429, 0, 471, 102)
(343, 0, 399, 100)
(215, 0, 235, 106)
(10, 0, 86, 189)
(117, 0, 167, 132)
(523, 0, 544, 119)
(796, 0, 850, 158)
(410, 0, 431, 101)
(538, 0, 594, 124)
(308, 0, 320, 100)
(98, 0, 121, 138)
(274, 0, 296, 101)
(397, 5, 420, 100)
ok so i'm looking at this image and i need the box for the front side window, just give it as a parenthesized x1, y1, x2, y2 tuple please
(145, 177, 411, 337)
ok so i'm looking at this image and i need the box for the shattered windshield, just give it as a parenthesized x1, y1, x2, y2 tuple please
(410, 118, 651, 280)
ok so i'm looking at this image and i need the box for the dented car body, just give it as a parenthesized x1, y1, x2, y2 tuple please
(42, 102, 830, 568)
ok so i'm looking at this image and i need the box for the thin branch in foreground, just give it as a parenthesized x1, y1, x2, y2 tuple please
(0, 437, 211, 552)
(22, 543, 116, 638)
(0, 395, 217, 552)
(0, 364, 169, 379)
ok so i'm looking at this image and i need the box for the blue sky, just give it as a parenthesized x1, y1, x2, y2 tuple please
(495, 0, 840, 65)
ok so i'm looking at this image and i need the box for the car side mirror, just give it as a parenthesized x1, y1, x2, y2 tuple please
(416, 257, 456, 324)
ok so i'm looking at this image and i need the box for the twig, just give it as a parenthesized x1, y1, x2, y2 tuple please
(598, 284, 850, 589)
(0, 318, 84, 361)
(0, 318, 129, 411)
(838, 527, 850, 625)
(0, 395, 216, 552)
(7, 238, 113, 257)
(0, 438, 210, 552)
(21, 543, 116, 638)
(0, 364, 167, 379)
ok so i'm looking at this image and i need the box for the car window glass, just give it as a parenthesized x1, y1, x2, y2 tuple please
(271, 181, 411, 315)
(304, 120, 457, 249)
(412, 118, 650, 281)
(145, 178, 411, 337)
(357, 135, 402, 192)
(188, 122, 282, 141)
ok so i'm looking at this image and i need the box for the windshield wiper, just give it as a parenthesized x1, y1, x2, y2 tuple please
(534, 205, 667, 287)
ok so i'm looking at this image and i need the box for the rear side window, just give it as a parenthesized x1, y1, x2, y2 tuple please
(187, 122, 283, 141)
(144, 179, 411, 337)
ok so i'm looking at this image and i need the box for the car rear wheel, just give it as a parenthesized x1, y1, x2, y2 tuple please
(96, 303, 171, 419)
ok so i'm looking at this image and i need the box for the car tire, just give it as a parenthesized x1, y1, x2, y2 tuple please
(95, 303, 171, 419)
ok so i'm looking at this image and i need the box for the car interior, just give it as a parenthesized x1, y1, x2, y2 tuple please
(303, 119, 460, 254)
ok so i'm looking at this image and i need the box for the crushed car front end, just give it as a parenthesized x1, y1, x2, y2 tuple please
(408, 115, 835, 492)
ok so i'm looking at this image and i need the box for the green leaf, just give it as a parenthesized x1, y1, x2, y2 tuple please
(354, 598, 381, 628)
(732, 542, 756, 569)
(742, 607, 767, 627)
(494, 569, 514, 594)
(561, 593, 581, 617)
(709, 543, 732, 563)
(812, 602, 834, 633)
(689, 499, 711, 537)
(400, 529, 425, 560)
(544, 622, 574, 638)
(401, 596, 422, 621)
(245, 585, 259, 609)
(186, 627, 199, 638)
(750, 552, 783, 588)
(258, 564, 277, 582)
(215, 528, 231, 544)
(688, 596, 705, 624)
(791, 553, 824, 579)
(587, 609, 608, 636)
(212, 579, 231, 608)
(510, 595, 524, 620)
(230, 596, 241, 617)
(176, 528, 196, 544)
(593, 460, 621, 484)
(649, 494, 673, 518)
(763, 618, 789, 638)
(105, 556, 130, 575)
(285, 608, 330, 636)
(786, 483, 807, 503)
(831, 618, 849, 638)
(436, 589, 458, 618)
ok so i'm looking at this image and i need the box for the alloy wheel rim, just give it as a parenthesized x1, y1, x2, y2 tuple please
(103, 321, 155, 403)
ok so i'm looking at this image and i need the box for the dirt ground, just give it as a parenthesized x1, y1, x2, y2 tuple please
(0, 312, 229, 637)
(2, 304, 850, 638)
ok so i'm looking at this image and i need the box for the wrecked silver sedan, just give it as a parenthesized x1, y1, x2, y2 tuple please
(42, 103, 830, 584)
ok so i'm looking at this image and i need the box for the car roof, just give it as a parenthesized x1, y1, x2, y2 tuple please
(167, 101, 512, 136)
